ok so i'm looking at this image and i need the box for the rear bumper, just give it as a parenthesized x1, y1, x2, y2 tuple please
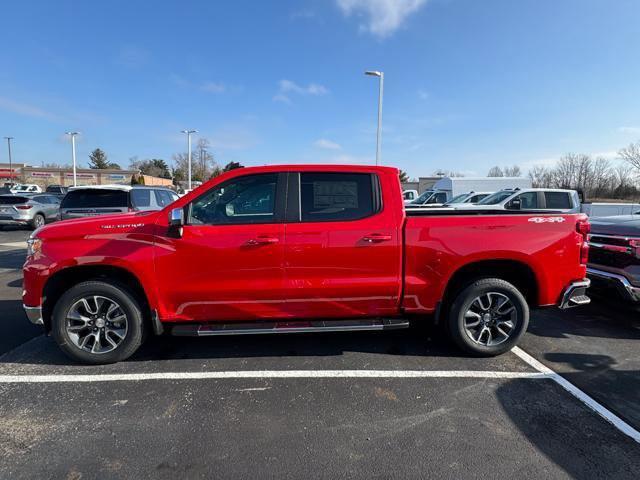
(23, 305, 44, 325)
(587, 267, 640, 303)
(0, 217, 30, 225)
(559, 279, 591, 309)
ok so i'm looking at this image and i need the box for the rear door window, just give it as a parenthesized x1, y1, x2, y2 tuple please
(131, 189, 151, 208)
(61, 190, 128, 208)
(544, 192, 572, 209)
(154, 189, 175, 207)
(300, 173, 375, 222)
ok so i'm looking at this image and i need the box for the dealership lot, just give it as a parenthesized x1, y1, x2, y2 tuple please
(0, 230, 639, 479)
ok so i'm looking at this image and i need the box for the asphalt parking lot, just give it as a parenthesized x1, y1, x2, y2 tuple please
(0, 228, 639, 479)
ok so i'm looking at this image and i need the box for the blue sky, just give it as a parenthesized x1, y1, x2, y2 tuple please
(1, 0, 639, 177)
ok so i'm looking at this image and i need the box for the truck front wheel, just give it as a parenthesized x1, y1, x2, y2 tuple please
(447, 278, 529, 356)
(51, 280, 146, 364)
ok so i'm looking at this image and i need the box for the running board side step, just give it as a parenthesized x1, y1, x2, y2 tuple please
(170, 318, 410, 337)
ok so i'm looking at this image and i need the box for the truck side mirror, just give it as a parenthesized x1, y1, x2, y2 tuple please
(168, 207, 185, 238)
(169, 207, 184, 227)
(507, 199, 521, 210)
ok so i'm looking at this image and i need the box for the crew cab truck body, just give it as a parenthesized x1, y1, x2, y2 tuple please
(23, 165, 591, 364)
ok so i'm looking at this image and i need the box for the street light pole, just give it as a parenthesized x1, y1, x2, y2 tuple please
(365, 70, 384, 166)
(3, 137, 13, 183)
(181, 129, 198, 190)
(65, 132, 79, 187)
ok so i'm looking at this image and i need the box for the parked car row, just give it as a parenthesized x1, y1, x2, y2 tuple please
(0, 185, 179, 230)
(405, 187, 581, 213)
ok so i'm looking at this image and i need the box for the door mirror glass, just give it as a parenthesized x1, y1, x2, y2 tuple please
(169, 207, 184, 227)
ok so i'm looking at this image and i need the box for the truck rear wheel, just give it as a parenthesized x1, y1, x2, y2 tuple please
(447, 278, 529, 356)
(51, 280, 146, 364)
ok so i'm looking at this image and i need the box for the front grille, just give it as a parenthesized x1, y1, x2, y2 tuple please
(588, 234, 640, 269)
(589, 235, 630, 247)
(588, 248, 636, 268)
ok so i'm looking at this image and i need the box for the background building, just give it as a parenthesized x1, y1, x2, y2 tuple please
(0, 163, 139, 188)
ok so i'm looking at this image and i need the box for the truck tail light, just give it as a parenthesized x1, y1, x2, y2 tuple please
(16, 205, 33, 210)
(576, 218, 590, 265)
(576, 219, 590, 236)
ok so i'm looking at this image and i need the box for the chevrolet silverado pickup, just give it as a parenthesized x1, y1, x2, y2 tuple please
(23, 165, 591, 364)
(587, 215, 640, 303)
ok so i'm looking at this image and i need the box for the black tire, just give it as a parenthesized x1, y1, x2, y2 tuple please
(30, 213, 45, 230)
(447, 278, 529, 357)
(51, 280, 146, 364)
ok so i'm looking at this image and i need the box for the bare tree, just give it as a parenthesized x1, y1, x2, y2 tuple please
(619, 140, 640, 172)
(172, 137, 219, 182)
(528, 165, 553, 188)
(528, 152, 639, 200)
(503, 165, 522, 177)
(487, 166, 503, 177)
(433, 169, 465, 177)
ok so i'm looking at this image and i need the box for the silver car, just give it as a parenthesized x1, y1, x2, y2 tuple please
(59, 185, 179, 220)
(0, 194, 61, 230)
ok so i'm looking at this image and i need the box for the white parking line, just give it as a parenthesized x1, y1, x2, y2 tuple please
(512, 346, 640, 444)
(0, 242, 27, 249)
(0, 370, 549, 383)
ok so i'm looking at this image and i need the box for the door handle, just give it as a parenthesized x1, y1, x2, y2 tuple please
(246, 236, 280, 246)
(362, 234, 392, 243)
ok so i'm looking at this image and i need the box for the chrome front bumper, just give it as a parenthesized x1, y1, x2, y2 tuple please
(559, 279, 591, 309)
(587, 267, 640, 303)
(23, 305, 44, 325)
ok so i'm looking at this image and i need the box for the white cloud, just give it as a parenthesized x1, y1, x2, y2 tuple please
(337, 0, 427, 38)
(314, 138, 342, 150)
(200, 81, 226, 94)
(0, 96, 58, 120)
(115, 45, 149, 67)
(619, 126, 640, 135)
(171, 75, 230, 94)
(274, 79, 329, 104)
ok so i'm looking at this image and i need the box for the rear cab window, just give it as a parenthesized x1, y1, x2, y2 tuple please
(299, 172, 377, 222)
(61, 190, 129, 209)
(0, 196, 30, 205)
(545, 192, 572, 209)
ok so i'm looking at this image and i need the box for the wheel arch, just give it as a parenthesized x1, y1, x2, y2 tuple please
(42, 265, 151, 333)
(440, 259, 539, 319)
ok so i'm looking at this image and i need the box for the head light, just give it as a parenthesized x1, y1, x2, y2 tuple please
(26, 238, 42, 257)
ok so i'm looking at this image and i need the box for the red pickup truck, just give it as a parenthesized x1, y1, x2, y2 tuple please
(23, 165, 591, 364)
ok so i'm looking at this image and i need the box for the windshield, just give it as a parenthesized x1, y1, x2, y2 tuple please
(444, 194, 468, 205)
(410, 190, 434, 204)
(476, 191, 515, 205)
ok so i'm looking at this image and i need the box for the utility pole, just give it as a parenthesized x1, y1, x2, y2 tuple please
(3, 137, 13, 183)
(365, 70, 384, 166)
(65, 132, 80, 187)
(181, 130, 198, 190)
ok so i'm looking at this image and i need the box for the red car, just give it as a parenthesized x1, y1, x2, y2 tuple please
(23, 165, 591, 364)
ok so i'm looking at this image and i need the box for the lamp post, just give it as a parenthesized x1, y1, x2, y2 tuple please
(3, 137, 13, 183)
(181, 129, 198, 190)
(365, 70, 384, 166)
(65, 132, 80, 187)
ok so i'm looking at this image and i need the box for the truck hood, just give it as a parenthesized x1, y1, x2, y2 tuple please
(35, 210, 162, 239)
(590, 215, 640, 237)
